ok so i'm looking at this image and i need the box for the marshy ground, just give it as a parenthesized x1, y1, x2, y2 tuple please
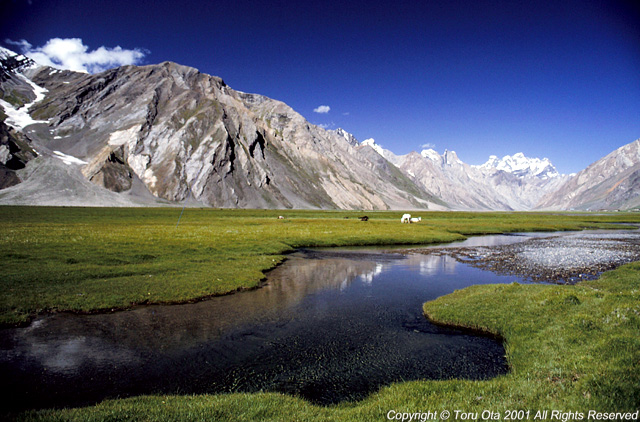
(2, 207, 639, 421)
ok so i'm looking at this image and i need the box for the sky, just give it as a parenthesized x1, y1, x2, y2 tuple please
(1, 0, 639, 174)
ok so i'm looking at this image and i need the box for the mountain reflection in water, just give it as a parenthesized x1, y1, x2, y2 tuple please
(1, 236, 530, 410)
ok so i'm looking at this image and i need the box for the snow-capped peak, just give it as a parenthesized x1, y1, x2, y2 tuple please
(482, 155, 500, 168)
(420, 148, 441, 163)
(443, 150, 463, 165)
(360, 138, 402, 165)
(476, 152, 559, 178)
(333, 128, 359, 147)
(0, 46, 19, 59)
(420, 149, 464, 166)
(361, 138, 385, 156)
(0, 46, 38, 73)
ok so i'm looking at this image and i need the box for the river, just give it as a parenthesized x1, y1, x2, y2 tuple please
(0, 232, 602, 411)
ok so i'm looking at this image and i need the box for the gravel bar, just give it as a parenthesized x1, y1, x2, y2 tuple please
(406, 231, 640, 284)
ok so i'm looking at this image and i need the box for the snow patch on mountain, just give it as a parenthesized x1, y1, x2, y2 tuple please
(361, 138, 384, 155)
(53, 151, 88, 166)
(0, 47, 31, 64)
(0, 79, 49, 130)
(361, 138, 402, 165)
(419, 149, 464, 167)
(420, 149, 441, 163)
(475, 152, 560, 178)
(332, 128, 359, 147)
(0, 47, 49, 130)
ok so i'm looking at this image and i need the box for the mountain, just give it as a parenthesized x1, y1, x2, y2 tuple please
(0, 48, 638, 211)
(0, 50, 442, 209)
(361, 140, 569, 211)
(469, 152, 569, 210)
(360, 138, 401, 166)
(476, 153, 559, 179)
(537, 139, 640, 210)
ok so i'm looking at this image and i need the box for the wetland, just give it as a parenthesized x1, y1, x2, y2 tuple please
(2, 208, 640, 419)
(3, 229, 639, 411)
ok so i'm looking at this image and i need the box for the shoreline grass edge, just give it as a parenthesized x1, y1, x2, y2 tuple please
(2, 206, 638, 326)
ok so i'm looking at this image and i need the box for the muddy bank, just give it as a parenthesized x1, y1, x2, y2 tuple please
(399, 231, 640, 284)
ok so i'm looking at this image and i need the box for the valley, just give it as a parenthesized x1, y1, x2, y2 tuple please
(1, 46, 639, 421)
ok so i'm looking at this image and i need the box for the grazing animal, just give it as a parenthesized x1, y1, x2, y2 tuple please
(410, 217, 421, 223)
(359, 216, 369, 221)
(401, 213, 411, 223)
(278, 216, 284, 219)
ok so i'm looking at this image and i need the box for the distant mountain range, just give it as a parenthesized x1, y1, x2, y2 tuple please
(538, 140, 640, 210)
(0, 47, 638, 211)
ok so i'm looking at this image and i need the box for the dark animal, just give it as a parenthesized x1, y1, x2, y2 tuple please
(359, 216, 369, 221)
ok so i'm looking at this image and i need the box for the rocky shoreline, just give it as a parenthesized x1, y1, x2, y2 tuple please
(408, 231, 640, 284)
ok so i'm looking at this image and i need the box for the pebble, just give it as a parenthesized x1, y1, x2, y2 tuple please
(416, 232, 640, 284)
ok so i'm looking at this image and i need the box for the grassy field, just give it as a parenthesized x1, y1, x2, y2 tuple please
(3, 206, 640, 420)
(21, 263, 639, 422)
(2, 206, 637, 326)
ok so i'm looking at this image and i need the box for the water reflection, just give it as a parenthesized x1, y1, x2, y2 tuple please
(2, 260, 364, 382)
(0, 240, 528, 410)
(418, 254, 459, 276)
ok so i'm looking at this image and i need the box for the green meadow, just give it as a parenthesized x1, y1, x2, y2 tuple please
(3, 206, 640, 421)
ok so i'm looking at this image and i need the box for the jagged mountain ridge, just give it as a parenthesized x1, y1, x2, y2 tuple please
(0, 48, 638, 210)
(476, 153, 559, 179)
(0, 56, 442, 209)
(360, 139, 570, 210)
(537, 139, 640, 210)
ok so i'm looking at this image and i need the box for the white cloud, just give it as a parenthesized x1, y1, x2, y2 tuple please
(6, 38, 147, 74)
(313, 105, 330, 114)
(421, 143, 436, 149)
(5, 39, 31, 51)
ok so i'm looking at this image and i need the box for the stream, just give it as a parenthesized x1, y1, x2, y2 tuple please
(0, 233, 581, 410)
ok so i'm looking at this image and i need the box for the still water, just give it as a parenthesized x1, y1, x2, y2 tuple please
(0, 234, 541, 410)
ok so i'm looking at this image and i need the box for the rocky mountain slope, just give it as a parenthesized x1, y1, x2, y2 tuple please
(537, 139, 640, 210)
(361, 139, 570, 210)
(0, 48, 638, 211)
(0, 52, 442, 209)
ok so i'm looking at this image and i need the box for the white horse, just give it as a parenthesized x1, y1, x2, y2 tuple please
(410, 217, 421, 223)
(401, 213, 411, 223)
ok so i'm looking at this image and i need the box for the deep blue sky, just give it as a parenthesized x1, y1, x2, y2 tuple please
(2, 0, 639, 173)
